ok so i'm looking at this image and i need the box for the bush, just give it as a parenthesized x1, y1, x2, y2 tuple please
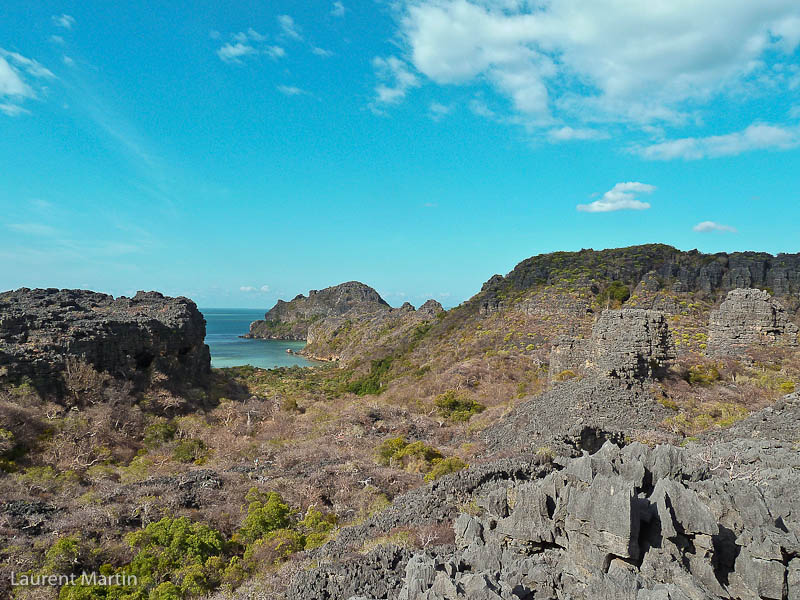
(172, 438, 207, 463)
(347, 357, 394, 396)
(433, 391, 486, 422)
(687, 363, 721, 386)
(237, 488, 293, 544)
(424, 457, 467, 481)
(144, 421, 177, 447)
(298, 507, 338, 550)
(598, 281, 631, 306)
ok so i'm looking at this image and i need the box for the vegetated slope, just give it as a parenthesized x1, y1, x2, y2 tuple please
(246, 281, 390, 340)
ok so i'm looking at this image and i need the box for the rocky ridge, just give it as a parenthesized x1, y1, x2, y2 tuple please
(246, 281, 390, 341)
(0, 288, 210, 394)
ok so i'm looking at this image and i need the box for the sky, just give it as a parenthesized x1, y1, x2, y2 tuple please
(1, 1, 799, 308)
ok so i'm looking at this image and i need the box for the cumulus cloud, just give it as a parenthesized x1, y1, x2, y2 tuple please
(217, 42, 256, 63)
(52, 14, 76, 29)
(577, 182, 656, 213)
(332, 2, 346, 17)
(240, 285, 271, 293)
(638, 123, 800, 160)
(372, 56, 420, 106)
(312, 47, 333, 57)
(278, 15, 302, 40)
(392, 1, 800, 130)
(693, 221, 738, 233)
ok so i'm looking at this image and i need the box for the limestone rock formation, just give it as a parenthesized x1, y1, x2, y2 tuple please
(549, 309, 675, 381)
(589, 309, 675, 380)
(0, 288, 210, 393)
(246, 281, 390, 340)
(708, 288, 799, 358)
(289, 393, 800, 600)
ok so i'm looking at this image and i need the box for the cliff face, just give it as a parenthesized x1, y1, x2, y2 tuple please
(479, 244, 800, 314)
(246, 281, 390, 340)
(0, 288, 210, 393)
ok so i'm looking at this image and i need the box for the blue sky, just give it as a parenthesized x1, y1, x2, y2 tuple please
(1, 1, 799, 308)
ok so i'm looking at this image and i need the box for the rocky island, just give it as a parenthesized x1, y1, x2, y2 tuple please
(2, 244, 800, 600)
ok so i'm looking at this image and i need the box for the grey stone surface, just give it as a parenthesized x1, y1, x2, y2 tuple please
(0, 288, 210, 393)
(708, 288, 799, 358)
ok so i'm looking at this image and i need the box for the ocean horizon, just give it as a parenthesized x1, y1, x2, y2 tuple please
(200, 308, 316, 369)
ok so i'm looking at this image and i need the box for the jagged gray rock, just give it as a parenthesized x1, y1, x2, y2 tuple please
(288, 394, 800, 600)
(0, 288, 210, 394)
(708, 288, 798, 358)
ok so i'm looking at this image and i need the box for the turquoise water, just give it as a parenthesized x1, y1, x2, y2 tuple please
(200, 308, 316, 369)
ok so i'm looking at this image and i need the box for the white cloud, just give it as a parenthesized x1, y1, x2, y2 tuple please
(278, 15, 302, 40)
(63, 55, 75, 67)
(312, 47, 333, 57)
(265, 46, 286, 59)
(0, 103, 30, 116)
(393, 1, 800, 130)
(469, 98, 495, 118)
(233, 28, 267, 43)
(577, 182, 656, 213)
(240, 285, 271, 293)
(547, 126, 608, 142)
(52, 14, 76, 29)
(372, 56, 420, 106)
(693, 221, 738, 233)
(49, 35, 64, 45)
(7, 223, 57, 236)
(332, 1, 346, 17)
(790, 106, 800, 119)
(217, 42, 256, 63)
(0, 50, 55, 116)
(638, 123, 800, 160)
(277, 85, 308, 96)
(429, 101, 452, 119)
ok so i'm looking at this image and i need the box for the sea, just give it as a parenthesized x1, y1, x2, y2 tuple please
(200, 308, 317, 369)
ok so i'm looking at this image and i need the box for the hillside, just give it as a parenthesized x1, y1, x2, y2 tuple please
(1, 246, 800, 599)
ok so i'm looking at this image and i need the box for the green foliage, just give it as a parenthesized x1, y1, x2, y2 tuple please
(597, 281, 631, 306)
(298, 507, 338, 550)
(423, 457, 467, 481)
(687, 363, 721, 386)
(171, 439, 207, 464)
(143, 421, 177, 448)
(553, 369, 577, 382)
(375, 436, 409, 466)
(237, 488, 292, 544)
(347, 357, 394, 396)
(433, 391, 486, 422)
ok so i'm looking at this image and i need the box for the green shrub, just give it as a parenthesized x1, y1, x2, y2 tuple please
(433, 391, 486, 422)
(424, 457, 467, 481)
(172, 438, 207, 464)
(347, 357, 394, 396)
(687, 363, 721, 386)
(375, 436, 409, 466)
(237, 488, 292, 544)
(598, 281, 631, 306)
(298, 507, 338, 550)
(144, 421, 177, 448)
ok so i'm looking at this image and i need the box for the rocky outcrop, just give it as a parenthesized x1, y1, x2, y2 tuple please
(708, 288, 799, 358)
(290, 393, 800, 600)
(589, 309, 675, 380)
(549, 309, 675, 381)
(0, 288, 210, 393)
(246, 281, 390, 340)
